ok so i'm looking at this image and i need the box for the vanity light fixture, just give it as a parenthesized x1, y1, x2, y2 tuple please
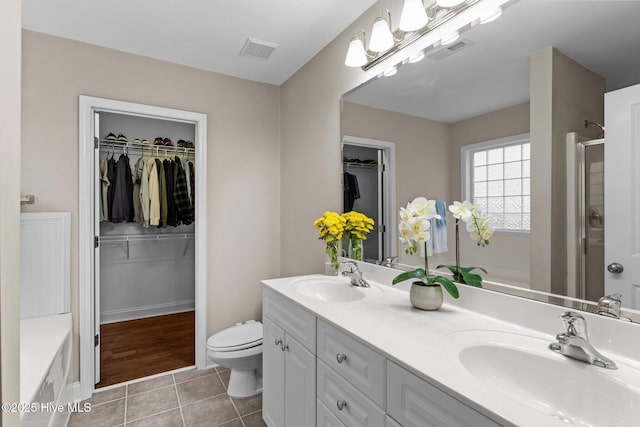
(399, 0, 429, 32)
(345, 0, 509, 70)
(369, 12, 396, 52)
(479, 6, 502, 24)
(441, 30, 460, 45)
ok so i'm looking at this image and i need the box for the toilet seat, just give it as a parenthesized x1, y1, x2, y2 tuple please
(207, 320, 263, 352)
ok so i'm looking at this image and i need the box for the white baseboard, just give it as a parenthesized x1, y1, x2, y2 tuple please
(100, 301, 195, 324)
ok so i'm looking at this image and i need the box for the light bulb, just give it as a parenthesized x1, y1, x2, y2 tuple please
(441, 31, 460, 45)
(435, 0, 466, 7)
(383, 66, 397, 77)
(399, 0, 428, 32)
(369, 17, 394, 52)
(408, 52, 425, 63)
(345, 36, 368, 67)
(480, 7, 502, 24)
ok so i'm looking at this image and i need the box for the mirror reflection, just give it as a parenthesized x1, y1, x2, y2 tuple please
(341, 0, 640, 312)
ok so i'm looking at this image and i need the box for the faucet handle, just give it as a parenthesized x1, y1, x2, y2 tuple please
(339, 260, 359, 274)
(560, 311, 588, 338)
(597, 294, 622, 318)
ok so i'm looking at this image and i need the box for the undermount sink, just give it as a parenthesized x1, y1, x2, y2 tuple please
(441, 330, 640, 426)
(289, 275, 382, 302)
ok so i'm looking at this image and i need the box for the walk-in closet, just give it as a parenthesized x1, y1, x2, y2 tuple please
(96, 111, 197, 387)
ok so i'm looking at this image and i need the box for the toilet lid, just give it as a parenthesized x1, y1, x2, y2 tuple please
(207, 321, 263, 351)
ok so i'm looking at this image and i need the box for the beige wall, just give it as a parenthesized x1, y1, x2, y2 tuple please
(530, 48, 604, 294)
(0, 0, 22, 424)
(341, 101, 450, 267)
(21, 31, 281, 383)
(450, 103, 531, 285)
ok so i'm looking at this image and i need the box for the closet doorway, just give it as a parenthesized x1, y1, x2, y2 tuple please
(342, 136, 396, 262)
(79, 96, 208, 400)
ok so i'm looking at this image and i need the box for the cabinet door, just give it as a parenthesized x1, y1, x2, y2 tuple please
(263, 316, 285, 427)
(387, 361, 499, 427)
(284, 335, 316, 427)
(318, 399, 346, 427)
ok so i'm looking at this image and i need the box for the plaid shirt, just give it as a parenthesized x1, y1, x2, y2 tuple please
(173, 156, 193, 225)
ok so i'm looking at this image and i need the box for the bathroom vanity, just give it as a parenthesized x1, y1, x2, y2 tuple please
(262, 262, 640, 427)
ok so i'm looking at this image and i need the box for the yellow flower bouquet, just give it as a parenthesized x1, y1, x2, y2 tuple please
(342, 211, 374, 261)
(313, 211, 346, 271)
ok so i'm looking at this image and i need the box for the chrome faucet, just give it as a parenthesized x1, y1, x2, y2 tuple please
(549, 311, 617, 369)
(379, 256, 398, 268)
(339, 261, 370, 287)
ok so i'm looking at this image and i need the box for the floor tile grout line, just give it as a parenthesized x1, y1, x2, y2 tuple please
(121, 406, 181, 426)
(123, 384, 128, 426)
(228, 396, 247, 427)
(173, 371, 217, 386)
(173, 374, 187, 427)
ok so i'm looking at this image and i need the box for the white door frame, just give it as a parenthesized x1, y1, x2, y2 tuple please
(78, 95, 208, 399)
(342, 135, 397, 259)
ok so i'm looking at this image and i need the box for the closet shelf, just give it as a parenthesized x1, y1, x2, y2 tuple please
(343, 161, 378, 169)
(99, 141, 195, 154)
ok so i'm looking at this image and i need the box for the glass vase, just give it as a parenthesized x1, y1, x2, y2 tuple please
(324, 241, 339, 276)
(348, 237, 364, 261)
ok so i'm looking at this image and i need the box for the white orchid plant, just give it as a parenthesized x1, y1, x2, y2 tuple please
(392, 197, 459, 299)
(436, 201, 494, 287)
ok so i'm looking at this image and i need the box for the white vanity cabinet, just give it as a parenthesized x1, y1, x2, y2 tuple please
(386, 361, 500, 427)
(263, 290, 316, 427)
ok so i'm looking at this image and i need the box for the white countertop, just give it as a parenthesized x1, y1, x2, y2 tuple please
(262, 263, 640, 427)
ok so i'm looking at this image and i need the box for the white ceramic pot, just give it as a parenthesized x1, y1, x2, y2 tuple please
(410, 282, 443, 311)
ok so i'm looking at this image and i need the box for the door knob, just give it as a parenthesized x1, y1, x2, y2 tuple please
(607, 263, 624, 274)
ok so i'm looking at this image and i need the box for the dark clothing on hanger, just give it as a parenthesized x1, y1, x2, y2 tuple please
(164, 159, 178, 227)
(189, 162, 195, 221)
(106, 157, 117, 220)
(156, 159, 168, 228)
(111, 154, 134, 223)
(174, 157, 193, 225)
(343, 172, 360, 212)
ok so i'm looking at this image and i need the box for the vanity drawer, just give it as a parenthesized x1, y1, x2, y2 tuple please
(263, 288, 316, 352)
(387, 361, 500, 427)
(317, 360, 385, 427)
(317, 319, 386, 407)
(317, 399, 346, 427)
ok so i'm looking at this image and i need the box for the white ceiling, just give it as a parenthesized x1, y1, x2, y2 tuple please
(21, 0, 377, 85)
(344, 0, 640, 123)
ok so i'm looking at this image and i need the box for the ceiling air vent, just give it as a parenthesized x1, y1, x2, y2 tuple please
(240, 37, 278, 60)
(427, 37, 474, 61)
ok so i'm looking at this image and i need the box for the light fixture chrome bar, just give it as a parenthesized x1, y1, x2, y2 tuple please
(362, 0, 482, 71)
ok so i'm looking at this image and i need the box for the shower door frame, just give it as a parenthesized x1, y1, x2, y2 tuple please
(78, 96, 208, 401)
(566, 133, 604, 300)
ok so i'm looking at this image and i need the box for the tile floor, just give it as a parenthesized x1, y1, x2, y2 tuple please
(69, 367, 266, 427)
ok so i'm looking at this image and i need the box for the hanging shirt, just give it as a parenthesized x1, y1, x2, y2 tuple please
(111, 154, 134, 223)
(132, 157, 144, 224)
(106, 156, 117, 221)
(180, 157, 192, 207)
(189, 161, 195, 221)
(156, 159, 168, 228)
(164, 159, 178, 227)
(99, 157, 109, 221)
(173, 156, 193, 225)
(146, 158, 159, 227)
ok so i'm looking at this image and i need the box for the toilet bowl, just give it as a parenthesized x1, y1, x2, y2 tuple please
(206, 320, 263, 398)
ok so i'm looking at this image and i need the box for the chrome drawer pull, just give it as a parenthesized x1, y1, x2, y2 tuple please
(275, 338, 282, 346)
(336, 400, 347, 411)
(336, 353, 348, 364)
(282, 344, 289, 351)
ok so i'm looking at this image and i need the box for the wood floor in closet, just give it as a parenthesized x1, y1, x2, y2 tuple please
(97, 311, 195, 388)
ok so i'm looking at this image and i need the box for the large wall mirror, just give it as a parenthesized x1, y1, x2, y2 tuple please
(340, 0, 640, 319)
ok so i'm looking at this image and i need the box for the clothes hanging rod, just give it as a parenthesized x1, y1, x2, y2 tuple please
(343, 161, 378, 169)
(99, 141, 195, 154)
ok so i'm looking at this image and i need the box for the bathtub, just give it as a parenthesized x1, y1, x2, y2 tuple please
(20, 313, 72, 427)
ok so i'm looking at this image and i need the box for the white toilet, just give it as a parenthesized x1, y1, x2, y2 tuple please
(206, 320, 263, 398)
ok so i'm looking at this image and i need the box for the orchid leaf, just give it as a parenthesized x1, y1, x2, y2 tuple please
(431, 275, 459, 299)
(392, 268, 427, 285)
